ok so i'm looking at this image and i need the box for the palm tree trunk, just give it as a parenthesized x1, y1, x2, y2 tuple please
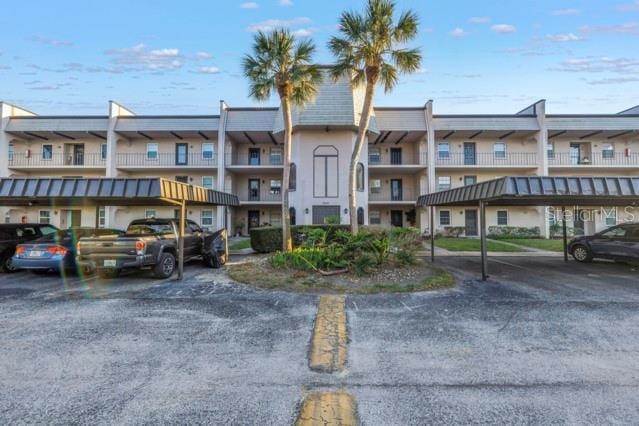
(281, 95, 293, 251)
(349, 81, 376, 234)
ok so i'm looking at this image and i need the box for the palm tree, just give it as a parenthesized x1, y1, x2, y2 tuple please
(243, 29, 323, 251)
(329, 0, 422, 234)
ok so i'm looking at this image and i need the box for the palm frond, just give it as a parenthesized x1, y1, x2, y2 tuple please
(379, 63, 398, 93)
(393, 10, 419, 42)
(391, 48, 422, 74)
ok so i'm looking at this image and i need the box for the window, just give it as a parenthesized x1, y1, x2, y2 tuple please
(357, 207, 364, 225)
(202, 176, 214, 189)
(464, 176, 477, 186)
(145, 209, 156, 219)
(100, 143, 107, 160)
(8, 143, 14, 161)
(437, 143, 449, 159)
(38, 210, 51, 224)
(42, 144, 53, 160)
(202, 143, 215, 160)
(356, 163, 365, 192)
(270, 147, 282, 165)
(369, 211, 381, 225)
(547, 207, 557, 226)
(438, 176, 451, 191)
(602, 143, 615, 159)
(98, 206, 105, 228)
(547, 143, 555, 159)
(439, 210, 451, 226)
(604, 207, 617, 226)
(497, 210, 508, 226)
(270, 179, 282, 195)
(146, 143, 158, 160)
(201, 210, 214, 229)
(313, 146, 339, 198)
(494, 142, 506, 159)
(289, 163, 297, 191)
(369, 148, 381, 164)
(270, 212, 282, 227)
(175, 176, 188, 183)
(601, 226, 626, 238)
(370, 179, 382, 194)
(289, 207, 296, 225)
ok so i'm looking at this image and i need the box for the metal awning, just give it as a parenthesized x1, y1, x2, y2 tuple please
(0, 177, 239, 207)
(417, 176, 639, 207)
(417, 176, 639, 281)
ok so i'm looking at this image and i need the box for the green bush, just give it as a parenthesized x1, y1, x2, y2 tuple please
(488, 226, 541, 239)
(249, 225, 350, 253)
(351, 253, 376, 276)
(268, 247, 348, 271)
(390, 227, 422, 250)
(395, 249, 416, 266)
(437, 226, 465, 238)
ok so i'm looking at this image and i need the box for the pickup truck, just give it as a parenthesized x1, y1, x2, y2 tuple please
(77, 218, 228, 279)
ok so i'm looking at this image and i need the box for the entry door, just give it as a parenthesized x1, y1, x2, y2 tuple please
(570, 143, 581, 165)
(464, 143, 476, 165)
(390, 179, 403, 201)
(248, 179, 260, 201)
(247, 211, 260, 229)
(312, 206, 340, 225)
(465, 210, 478, 236)
(248, 148, 261, 165)
(176, 143, 188, 165)
(73, 144, 85, 165)
(390, 210, 403, 227)
(390, 148, 402, 165)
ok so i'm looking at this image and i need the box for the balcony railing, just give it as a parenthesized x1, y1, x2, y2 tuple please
(238, 193, 283, 203)
(8, 153, 105, 168)
(225, 153, 283, 166)
(116, 152, 217, 167)
(369, 189, 418, 202)
(549, 152, 639, 166)
(368, 153, 427, 166)
(435, 152, 537, 166)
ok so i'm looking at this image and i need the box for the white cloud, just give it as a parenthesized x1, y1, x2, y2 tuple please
(195, 66, 221, 74)
(247, 17, 311, 32)
(546, 33, 583, 42)
(469, 16, 490, 24)
(550, 56, 639, 74)
(580, 22, 639, 34)
(617, 1, 639, 12)
(551, 9, 581, 16)
(292, 28, 313, 37)
(240, 2, 259, 9)
(195, 51, 213, 59)
(491, 24, 516, 34)
(28, 35, 74, 47)
(448, 27, 468, 38)
(105, 44, 183, 70)
(587, 76, 639, 85)
(280, 0, 293, 6)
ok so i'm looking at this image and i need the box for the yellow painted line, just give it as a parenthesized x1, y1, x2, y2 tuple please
(296, 391, 358, 426)
(309, 295, 347, 373)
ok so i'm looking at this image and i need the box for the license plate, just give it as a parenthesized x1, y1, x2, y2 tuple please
(103, 260, 116, 267)
(29, 251, 44, 257)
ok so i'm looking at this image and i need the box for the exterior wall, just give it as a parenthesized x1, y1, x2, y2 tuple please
(434, 206, 542, 234)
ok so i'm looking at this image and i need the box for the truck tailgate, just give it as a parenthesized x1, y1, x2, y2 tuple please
(79, 237, 141, 256)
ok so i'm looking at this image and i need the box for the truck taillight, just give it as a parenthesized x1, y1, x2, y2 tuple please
(135, 241, 146, 255)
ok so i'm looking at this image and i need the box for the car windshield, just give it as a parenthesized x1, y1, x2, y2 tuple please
(126, 224, 174, 235)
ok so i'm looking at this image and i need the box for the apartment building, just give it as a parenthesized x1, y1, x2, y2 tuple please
(1, 74, 639, 237)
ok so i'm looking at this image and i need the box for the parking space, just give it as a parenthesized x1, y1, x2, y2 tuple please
(1, 256, 639, 424)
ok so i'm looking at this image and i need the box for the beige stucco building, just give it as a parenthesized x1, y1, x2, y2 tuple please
(1, 73, 639, 237)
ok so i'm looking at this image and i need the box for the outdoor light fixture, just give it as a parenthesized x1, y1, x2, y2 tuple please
(305, 208, 309, 214)
(344, 208, 348, 214)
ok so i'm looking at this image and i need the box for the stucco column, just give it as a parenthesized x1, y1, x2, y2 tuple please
(0, 104, 10, 179)
(217, 101, 229, 231)
(534, 100, 550, 238)
(106, 101, 135, 227)
(422, 100, 435, 233)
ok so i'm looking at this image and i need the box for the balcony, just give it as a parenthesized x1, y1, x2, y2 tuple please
(225, 153, 284, 173)
(8, 153, 105, 171)
(368, 153, 427, 173)
(435, 152, 538, 168)
(238, 192, 283, 204)
(116, 152, 217, 170)
(549, 152, 639, 168)
(369, 189, 418, 204)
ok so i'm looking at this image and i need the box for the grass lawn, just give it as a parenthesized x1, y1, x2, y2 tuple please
(229, 239, 251, 250)
(434, 238, 524, 252)
(501, 238, 565, 252)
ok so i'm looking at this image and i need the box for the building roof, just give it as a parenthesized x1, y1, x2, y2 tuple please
(417, 176, 639, 207)
(0, 178, 239, 207)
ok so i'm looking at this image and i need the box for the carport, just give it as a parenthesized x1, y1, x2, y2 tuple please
(417, 176, 639, 281)
(0, 177, 239, 280)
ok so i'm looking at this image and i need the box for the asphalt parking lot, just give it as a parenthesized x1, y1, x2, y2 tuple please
(1, 256, 639, 424)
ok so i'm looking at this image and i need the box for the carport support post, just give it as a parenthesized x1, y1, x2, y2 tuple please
(480, 201, 488, 281)
(430, 205, 435, 262)
(178, 200, 186, 280)
(562, 206, 568, 262)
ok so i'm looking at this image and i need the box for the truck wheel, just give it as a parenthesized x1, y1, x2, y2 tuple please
(153, 253, 176, 278)
(0, 253, 16, 273)
(98, 269, 119, 279)
(204, 254, 221, 269)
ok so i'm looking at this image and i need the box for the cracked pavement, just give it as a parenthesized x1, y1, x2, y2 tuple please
(1, 256, 639, 424)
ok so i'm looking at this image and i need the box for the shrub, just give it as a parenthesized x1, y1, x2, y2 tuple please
(438, 226, 465, 238)
(249, 225, 350, 253)
(488, 226, 540, 239)
(390, 227, 422, 251)
(369, 235, 390, 265)
(351, 253, 376, 276)
(268, 247, 348, 271)
(395, 249, 416, 266)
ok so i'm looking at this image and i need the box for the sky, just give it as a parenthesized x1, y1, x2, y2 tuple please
(1, 0, 638, 115)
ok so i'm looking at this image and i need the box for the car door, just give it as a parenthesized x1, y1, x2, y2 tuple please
(620, 225, 639, 261)
(589, 226, 627, 259)
(186, 221, 203, 257)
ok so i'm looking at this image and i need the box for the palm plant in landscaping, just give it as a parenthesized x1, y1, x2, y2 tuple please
(243, 29, 323, 251)
(329, 0, 422, 234)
